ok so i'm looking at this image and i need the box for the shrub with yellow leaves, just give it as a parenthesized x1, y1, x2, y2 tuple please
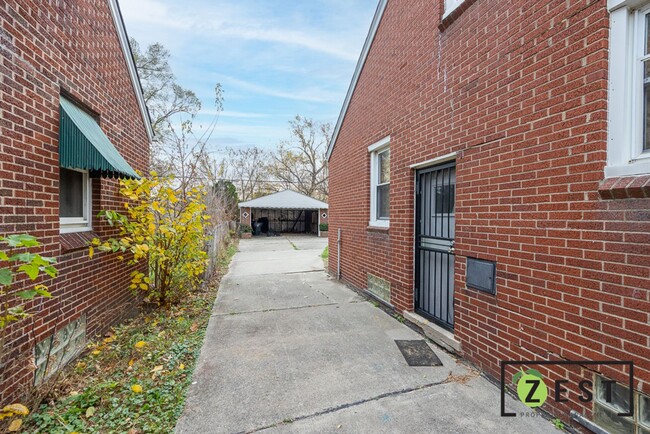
(91, 172, 210, 306)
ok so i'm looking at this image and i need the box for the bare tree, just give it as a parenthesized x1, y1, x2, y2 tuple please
(223, 147, 271, 201)
(130, 39, 201, 140)
(268, 115, 330, 200)
(130, 38, 233, 228)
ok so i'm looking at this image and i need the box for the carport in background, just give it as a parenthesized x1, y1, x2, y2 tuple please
(250, 208, 317, 234)
(238, 190, 328, 236)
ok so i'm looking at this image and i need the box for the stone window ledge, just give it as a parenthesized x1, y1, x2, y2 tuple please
(439, 0, 478, 32)
(367, 225, 389, 235)
(598, 175, 650, 199)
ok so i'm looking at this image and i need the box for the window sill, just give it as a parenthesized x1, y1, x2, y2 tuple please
(60, 231, 98, 253)
(367, 225, 390, 234)
(598, 174, 650, 199)
(439, 0, 478, 31)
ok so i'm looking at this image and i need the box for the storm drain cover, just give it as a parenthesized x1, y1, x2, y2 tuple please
(395, 340, 442, 366)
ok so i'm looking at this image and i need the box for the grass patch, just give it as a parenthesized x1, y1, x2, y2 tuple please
(321, 246, 328, 260)
(23, 241, 238, 434)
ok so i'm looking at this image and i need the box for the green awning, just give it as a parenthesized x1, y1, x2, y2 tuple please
(59, 96, 140, 179)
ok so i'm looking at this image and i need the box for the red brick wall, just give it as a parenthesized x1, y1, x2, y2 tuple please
(240, 207, 252, 226)
(329, 0, 649, 424)
(319, 208, 328, 226)
(0, 0, 149, 402)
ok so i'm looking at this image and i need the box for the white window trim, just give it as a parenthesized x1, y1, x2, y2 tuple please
(369, 136, 390, 228)
(606, 0, 650, 177)
(60, 169, 92, 234)
(443, 0, 464, 19)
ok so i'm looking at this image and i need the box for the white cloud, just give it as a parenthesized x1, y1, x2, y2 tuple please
(119, 0, 195, 30)
(218, 75, 339, 103)
(198, 110, 269, 118)
(214, 25, 358, 61)
(120, 0, 358, 61)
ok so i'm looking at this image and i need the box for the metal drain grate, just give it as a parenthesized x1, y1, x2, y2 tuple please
(395, 340, 442, 366)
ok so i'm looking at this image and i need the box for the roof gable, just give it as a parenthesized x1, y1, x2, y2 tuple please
(326, 0, 388, 160)
(238, 190, 328, 210)
(107, 0, 154, 142)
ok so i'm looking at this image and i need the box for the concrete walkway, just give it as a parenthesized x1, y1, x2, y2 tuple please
(176, 236, 556, 434)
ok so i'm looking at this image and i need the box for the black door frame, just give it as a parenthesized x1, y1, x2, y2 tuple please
(414, 161, 456, 330)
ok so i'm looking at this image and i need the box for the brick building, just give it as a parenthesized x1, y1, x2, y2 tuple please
(328, 0, 650, 431)
(0, 1, 152, 402)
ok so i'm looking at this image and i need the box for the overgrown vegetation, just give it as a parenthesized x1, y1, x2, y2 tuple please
(92, 173, 210, 306)
(0, 235, 57, 432)
(23, 242, 238, 434)
(238, 224, 252, 234)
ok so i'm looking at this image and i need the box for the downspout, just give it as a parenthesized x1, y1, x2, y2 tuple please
(569, 411, 609, 434)
(337, 228, 341, 280)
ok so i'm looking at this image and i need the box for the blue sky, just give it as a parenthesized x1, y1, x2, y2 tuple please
(119, 0, 377, 153)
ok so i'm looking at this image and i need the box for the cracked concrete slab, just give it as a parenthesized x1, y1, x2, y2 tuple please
(229, 235, 328, 277)
(215, 271, 361, 315)
(262, 379, 555, 434)
(175, 236, 557, 434)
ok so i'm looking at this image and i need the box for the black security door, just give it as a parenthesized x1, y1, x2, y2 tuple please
(415, 162, 456, 330)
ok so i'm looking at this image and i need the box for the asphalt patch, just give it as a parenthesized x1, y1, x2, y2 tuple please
(395, 340, 442, 367)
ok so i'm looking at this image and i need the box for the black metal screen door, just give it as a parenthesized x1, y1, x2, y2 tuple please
(415, 162, 456, 330)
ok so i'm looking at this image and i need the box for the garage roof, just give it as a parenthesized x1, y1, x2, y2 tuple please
(238, 189, 328, 210)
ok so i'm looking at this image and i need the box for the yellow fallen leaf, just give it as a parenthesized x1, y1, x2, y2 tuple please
(134, 341, 146, 349)
(103, 337, 115, 343)
(2, 404, 29, 416)
(85, 406, 95, 418)
(92, 350, 101, 355)
(88, 246, 94, 259)
(128, 358, 135, 367)
(8, 418, 22, 431)
(131, 384, 143, 393)
(179, 364, 185, 370)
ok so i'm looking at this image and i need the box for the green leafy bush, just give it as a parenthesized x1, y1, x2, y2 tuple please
(239, 224, 253, 234)
(0, 234, 56, 430)
(319, 223, 328, 232)
(92, 173, 210, 306)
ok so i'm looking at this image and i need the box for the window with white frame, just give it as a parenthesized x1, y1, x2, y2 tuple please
(59, 168, 92, 233)
(606, 1, 650, 177)
(369, 137, 390, 227)
(443, 0, 464, 18)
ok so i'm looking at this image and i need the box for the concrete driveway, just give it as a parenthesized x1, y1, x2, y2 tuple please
(175, 235, 557, 434)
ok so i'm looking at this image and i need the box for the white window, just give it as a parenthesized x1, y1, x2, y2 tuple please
(443, 0, 464, 18)
(606, 1, 650, 176)
(59, 168, 92, 233)
(369, 136, 390, 228)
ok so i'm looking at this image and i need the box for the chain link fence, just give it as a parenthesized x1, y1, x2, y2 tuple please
(205, 221, 237, 278)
